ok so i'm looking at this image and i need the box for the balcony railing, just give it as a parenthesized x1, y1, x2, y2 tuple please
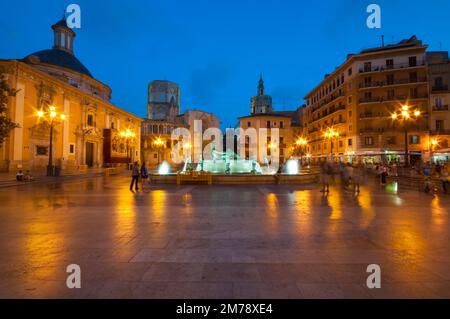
(359, 77, 428, 89)
(430, 129, 450, 135)
(359, 60, 426, 74)
(432, 105, 449, 111)
(431, 85, 449, 92)
(359, 94, 428, 104)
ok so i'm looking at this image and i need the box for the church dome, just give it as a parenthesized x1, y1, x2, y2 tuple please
(23, 49, 92, 77)
(22, 18, 93, 78)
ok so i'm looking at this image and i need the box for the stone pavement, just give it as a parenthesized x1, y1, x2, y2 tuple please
(0, 176, 448, 298)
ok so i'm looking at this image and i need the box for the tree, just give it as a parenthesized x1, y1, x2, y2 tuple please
(0, 76, 19, 146)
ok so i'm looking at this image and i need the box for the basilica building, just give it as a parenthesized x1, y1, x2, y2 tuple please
(0, 18, 142, 173)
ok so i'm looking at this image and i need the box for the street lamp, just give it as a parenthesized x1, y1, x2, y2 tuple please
(120, 128, 136, 167)
(430, 138, 439, 163)
(323, 127, 339, 160)
(390, 104, 421, 167)
(295, 137, 308, 163)
(36, 105, 66, 176)
(153, 137, 165, 165)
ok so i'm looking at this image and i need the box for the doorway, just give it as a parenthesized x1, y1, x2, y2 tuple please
(86, 142, 94, 167)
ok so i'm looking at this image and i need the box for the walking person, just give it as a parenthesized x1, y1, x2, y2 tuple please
(352, 162, 363, 193)
(320, 160, 330, 193)
(344, 162, 353, 190)
(130, 161, 140, 192)
(439, 165, 449, 194)
(380, 165, 388, 186)
(140, 162, 148, 191)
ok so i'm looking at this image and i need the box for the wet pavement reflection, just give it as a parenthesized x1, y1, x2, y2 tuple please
(0, 176, 448, 298)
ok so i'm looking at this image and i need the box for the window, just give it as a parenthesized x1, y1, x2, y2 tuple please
(365, 137, 374, 146)
(247, 121, 251, 127)
(435, 97, 442, 108)
(111, 122, 115, 129)
(409, 56, 417, 67)
(280, 121, 284, 128)
(69, 144, 75, 155)
(387, 89, 395, 99)
(364, 77, 372, 86)
(386, 136, 396, 145)
(434, 77, 443, 88)
(348, 110, 352, 117)
(267, 121, 271, 128)
(153, 154, 158, 159)
(339, 140, 343, 148)
(409, 72, 418, 83)
(280, 148, 284, 156)
(348, 139, 352, 146)
(409, 135, 420, 144)
(364, 62, 372, 72)
(166, 141, 171, 148)
(436, 120, 444, 131)
(348, 96, 352, 104)
(386, 74, 394, 85)
(386, 59, 394, 69)
(348, 68, 352, 76)
(410, 88, 418, 99)
(36, 146, 48, 156)
(349, 125, 352, 132)
(87, 114, 94, 127)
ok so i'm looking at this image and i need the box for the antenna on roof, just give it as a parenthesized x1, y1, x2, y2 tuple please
(381, 35, 385, 47)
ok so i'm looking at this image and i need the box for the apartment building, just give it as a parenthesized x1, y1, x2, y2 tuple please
(304, 36, 442, 164)
(427, 52, 450, 161)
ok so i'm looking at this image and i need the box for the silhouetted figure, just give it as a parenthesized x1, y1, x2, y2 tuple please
(130, 161, 140, 192)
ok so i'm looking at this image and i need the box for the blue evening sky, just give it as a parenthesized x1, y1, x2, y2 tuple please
(1, 0, 449, 128)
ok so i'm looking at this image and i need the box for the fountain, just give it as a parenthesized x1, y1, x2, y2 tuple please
(180, 144, 269, 174)
(158, 161, 171, 175)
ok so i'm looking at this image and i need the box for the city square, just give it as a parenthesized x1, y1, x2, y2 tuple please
(1, 1, 450, 304)
(0, 174, 448, 298)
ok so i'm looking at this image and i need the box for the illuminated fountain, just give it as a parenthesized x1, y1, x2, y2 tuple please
(158, 161, 171, 175)
(196, 147, 264, 174)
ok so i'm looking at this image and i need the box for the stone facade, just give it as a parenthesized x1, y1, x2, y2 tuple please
(0, 19, 141, 173)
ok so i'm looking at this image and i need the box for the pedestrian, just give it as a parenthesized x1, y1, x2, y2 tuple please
(344, 162, 353, 189)
(16, 170, 24, 181)
(380, 166, 388, 185)
(24, 170, 34, 181)
(439, 166, 449, 194)
(422, 161, 432, 193)
(130, 161, 140, 192)
(320, 160, 330, 193)
(140, 162, 148, 190)
(352, 162, 363, 193)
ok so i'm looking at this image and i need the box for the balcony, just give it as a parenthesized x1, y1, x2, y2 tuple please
(430, 129, 450, 135)
(359, 60, 426, 74)
(359, 94, 428, 104)
(312, 91, 346, 112)
(431, 85, 449, 92)
(359, 112, 387, 119)
(359, 77, 428, 89)
(432, 105, 449, 111)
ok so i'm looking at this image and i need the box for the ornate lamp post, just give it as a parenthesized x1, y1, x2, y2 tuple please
(295, 137, 308, 163)
(323, 127, 339, 160)
(430, 138, 439, 163)
(390, 104, 421, 167)
(153, 137, 165, 165)
(36, 106, 66, 176)
(120, 128, 136, 167)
